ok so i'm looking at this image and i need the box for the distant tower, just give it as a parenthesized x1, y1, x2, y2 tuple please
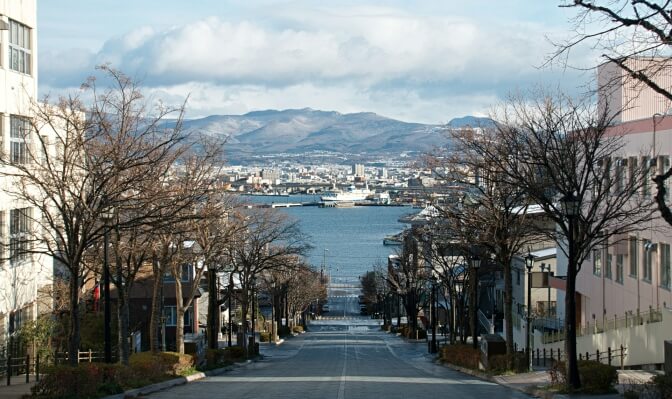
(352, 164, 365, 177)
(379, 167, 388, 179)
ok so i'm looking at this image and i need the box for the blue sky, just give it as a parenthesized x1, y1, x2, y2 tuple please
(37, 1, 597, 124)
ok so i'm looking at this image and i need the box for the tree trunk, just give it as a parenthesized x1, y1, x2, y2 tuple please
(150, 256, 164, 353)
(67, 275, 81, 366)
(502, 255, 514, 369)
(174, 278, 185, 354)
(565, 228, 581, 390)
(118, 290, 131, 365)
(176, 307, 185, 354)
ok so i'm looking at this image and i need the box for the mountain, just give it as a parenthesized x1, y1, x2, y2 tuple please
(178, 109, 485, 160)
(447, 115, 495, 129)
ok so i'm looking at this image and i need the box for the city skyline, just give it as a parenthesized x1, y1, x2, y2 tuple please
(38, 1, 596, 124)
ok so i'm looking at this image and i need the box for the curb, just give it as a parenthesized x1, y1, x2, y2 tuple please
(102, 359, 257, 399)
(439, 362, 555, 399)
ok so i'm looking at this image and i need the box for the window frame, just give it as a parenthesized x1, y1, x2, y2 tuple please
(8, 19, 31, 75)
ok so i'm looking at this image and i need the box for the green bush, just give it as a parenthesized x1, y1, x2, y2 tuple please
(440, 344, 480, 369)
(651, 373, 672, 398)
(30, 363, 128, 398)
(577, 360, 618, 394)
(278, 326, 291, 337)
(487, 353, 528, 374)
(548, 360, 618, 394)
(259, 332, 271, 342)
(129, 351, 194, 377)
(292, 325, 304, 334)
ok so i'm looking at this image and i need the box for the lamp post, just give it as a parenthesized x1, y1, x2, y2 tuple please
(470, 255, 481, 349)
(250, 277, 257, 356)
(397, 288, 402, 328)
(561, 191, 581, 389)
(525, 251, 535, 371)
(429, 275, 438, 354)
(100, 206, 115, 364)
(207, 263, 219, 350)
(271, 282, 276, 343)
(227, 272, 233, 347)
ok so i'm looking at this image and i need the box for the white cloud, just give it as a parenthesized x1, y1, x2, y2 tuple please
(38, 5, 593, 123)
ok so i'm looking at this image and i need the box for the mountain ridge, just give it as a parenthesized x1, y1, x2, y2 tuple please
(178, 109, 492, 160)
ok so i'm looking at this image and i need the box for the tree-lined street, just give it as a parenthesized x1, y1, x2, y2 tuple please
(147, 291, 530, 399)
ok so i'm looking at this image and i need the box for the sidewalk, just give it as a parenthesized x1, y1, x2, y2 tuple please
(386, 333, 661, 398)
(0, 375, 37, 399)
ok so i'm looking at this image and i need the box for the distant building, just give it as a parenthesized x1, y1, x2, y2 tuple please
(379, 167, 388, 179)
(352, 164, 365, 177)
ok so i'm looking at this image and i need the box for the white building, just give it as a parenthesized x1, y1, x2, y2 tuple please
(0, 0, 56, 346)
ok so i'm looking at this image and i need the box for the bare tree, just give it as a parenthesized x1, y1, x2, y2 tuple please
(0, 66, 188, 365)
(386, 228, 430, 336)
(484, 91, 655, 389)
(226, 208, 310, 352)
(427, 126, 548, 366)
(553, 0, 672, 224)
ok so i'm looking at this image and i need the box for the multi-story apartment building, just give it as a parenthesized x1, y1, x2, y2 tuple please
(536, 61, 672, 367)
(0, 0, 56, 348)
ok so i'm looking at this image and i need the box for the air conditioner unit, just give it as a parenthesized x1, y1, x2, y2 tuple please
(645, 241, 657, 251)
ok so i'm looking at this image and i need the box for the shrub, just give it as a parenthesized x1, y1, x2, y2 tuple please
(129, 351, 194, 377)
(259, 332, 271, 342)
(652, 373, 672, 398)
(548, 360, 618, 394)
(578, 360, 618, 394)
(440, 344, 480, 369)
(292, 325, 304, 334)
(278, 326, 291, 337)
(487, 353, 528, 374)
(30, 363, 124, 398)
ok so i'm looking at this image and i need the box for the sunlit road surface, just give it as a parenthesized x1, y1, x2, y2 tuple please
(147, 285, 530, 399)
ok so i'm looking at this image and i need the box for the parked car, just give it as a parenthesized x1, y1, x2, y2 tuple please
(322, 304, 330, 312)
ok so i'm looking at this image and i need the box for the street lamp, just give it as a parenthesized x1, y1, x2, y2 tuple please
(470, 255, 481, 349)
(429, 275, 438, 354)
(560, 191, 581, 388)
(207, 263, 219, 350)
(100, 205, 115, 364)
(271, 282, 277, 343)
(525, 251, 535, 371)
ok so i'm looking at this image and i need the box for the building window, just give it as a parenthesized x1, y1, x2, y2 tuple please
(605, 253, 612, 279)
(661, 243, 671, 290)
(9, 208, 31, 264)
(163, 264, 193, 283)
(616, 254, 624, 284)
(663, 156, 671, 200)
(10, 116, 31, 164)
(628, 157, 638, 194)
(593, 249, 602, 276)
(163, 306, 193, 327)
(643, 241, 653, 282)
(615, 158, 626, 194)
(642, 156, 651, 197)
(516, 268, 521, 286)
(629, 236, 638, 277)
(9, 20, 31, 75)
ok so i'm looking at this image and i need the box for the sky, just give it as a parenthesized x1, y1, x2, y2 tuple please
(37, 0, 598, 124)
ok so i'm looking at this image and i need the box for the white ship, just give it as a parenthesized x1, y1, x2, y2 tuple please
(321, 184, 372, 202)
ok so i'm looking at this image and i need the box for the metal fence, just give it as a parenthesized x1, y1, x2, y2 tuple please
(542, 308, 662, 344)
(528, 345, 628, 370)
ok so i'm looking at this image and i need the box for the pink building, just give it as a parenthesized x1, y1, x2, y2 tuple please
(574, 61, 672, 327)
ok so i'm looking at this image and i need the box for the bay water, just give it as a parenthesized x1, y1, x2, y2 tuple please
(241, 195, 413, 285)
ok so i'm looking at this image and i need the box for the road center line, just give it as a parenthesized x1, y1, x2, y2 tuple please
(337, 326, 347, 399)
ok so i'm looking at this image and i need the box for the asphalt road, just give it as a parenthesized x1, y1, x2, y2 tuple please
(148, 286, 530, 399)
